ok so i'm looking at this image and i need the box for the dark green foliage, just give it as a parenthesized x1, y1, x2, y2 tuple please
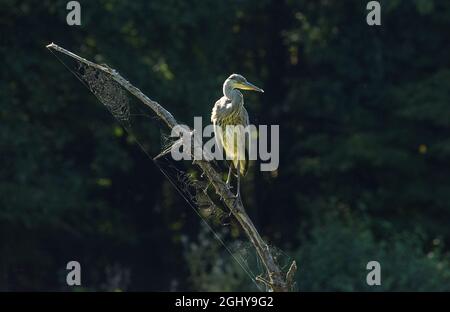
(1, 0, 450, 291)
(296, 217, 450, 291)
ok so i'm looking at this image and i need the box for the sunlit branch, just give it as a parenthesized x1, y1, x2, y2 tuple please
(46, 42, 296, 292)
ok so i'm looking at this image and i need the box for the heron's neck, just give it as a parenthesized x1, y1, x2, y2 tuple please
(223, 80, 243, 108)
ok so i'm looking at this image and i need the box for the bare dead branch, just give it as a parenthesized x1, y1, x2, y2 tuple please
(46, 42, 296, 292)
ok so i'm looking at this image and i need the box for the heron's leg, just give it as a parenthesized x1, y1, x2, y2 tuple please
(227, 163, 242, 214)
(229, 164, 242, 214)
(225, 164, 233, 187)
(229, 172, 241, 215)
(235, 162, 241, 199)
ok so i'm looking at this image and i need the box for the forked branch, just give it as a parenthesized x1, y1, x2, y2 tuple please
(46, 42, 296, 292)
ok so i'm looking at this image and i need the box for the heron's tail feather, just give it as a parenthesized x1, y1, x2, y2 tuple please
(232, 156, 248, 176)
(241, 158, 249, 176)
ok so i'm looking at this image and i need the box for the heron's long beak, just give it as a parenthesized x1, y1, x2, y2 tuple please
(236, 81, 264, 93)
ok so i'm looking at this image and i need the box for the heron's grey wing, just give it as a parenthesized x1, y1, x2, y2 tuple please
(211, 97, 228, 154)
(211, 98, 221, 123)
(241, 107, 250, 176)
(242, 107, 250, 154)
(242, 106, 249, 127)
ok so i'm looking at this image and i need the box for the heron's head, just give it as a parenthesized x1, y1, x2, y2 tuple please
(226, 74, 264, 93)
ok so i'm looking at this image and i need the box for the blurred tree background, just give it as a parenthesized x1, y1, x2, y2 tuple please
(1, 0, 450, 291)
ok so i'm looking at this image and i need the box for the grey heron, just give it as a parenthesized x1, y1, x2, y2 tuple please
(211, 74, 264, 199)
